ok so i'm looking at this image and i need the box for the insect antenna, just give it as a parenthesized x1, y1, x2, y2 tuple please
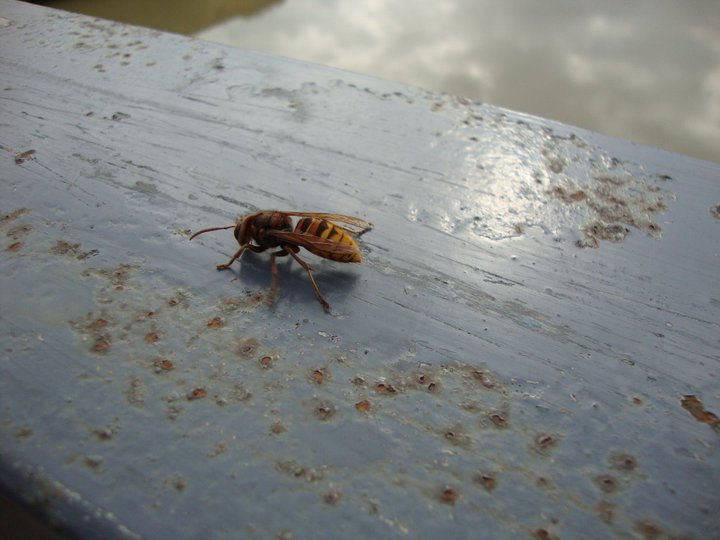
(189, 225, 235, 241)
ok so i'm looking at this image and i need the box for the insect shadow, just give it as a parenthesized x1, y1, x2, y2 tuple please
(235, 251, 361, 307)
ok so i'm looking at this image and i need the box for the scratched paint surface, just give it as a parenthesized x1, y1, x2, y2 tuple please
(1, 2, 719, 539)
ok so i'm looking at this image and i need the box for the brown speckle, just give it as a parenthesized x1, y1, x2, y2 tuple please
(681, 395, 720, 429)
(375, 382, 397, 394)
(16, 427, 33, 440)
(6, 223, 32, 240)
(236, 338, 260, 358)
(609, 452, 637, 472)
(169, 476, 187, 491)
(534, 433, 559, 452)
(50, 240, 80, 256)
(355, 399, 371, 412)
(92, 337, 111, 353)
(439, 486, 459, 505)
(125, 376, 144, 406)
(187, 388, 206, 400)
(14, 149, 36, 165)
(259, 356, 273, 369)
(314, 403, 336, 420)
(153, 358, 174, 372)
(635, 520, 662, 540)
(270, 422, 285, 435)
(94, 427, 114, 441)
(474, 472, 496, 491)
(488, 411, 508, 428)
(207, 316, 223, 329)
(84, 455, 103, 470)
(323, 491, 342, 505)
(596, 501, 615, 524)
(311, 369, 326, 384)
(0, 208, 30, 224)
(6, 241, 22, 252)
(144, 331, 159, 343)
(593, 474, 618, 493)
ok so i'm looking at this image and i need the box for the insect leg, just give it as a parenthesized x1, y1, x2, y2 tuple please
(287, 250, 331, 312)
(267, 249, 290, 307)
(216, 243, 265, 270)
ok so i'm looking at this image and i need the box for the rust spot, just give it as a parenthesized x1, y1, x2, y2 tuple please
(596, 501, 615, 524)
(84, 455, 103, 470)
(0, 208, 30, 224)
(92, 336, 111, 353)
(221, 292, 264, 314)
(536, 476, 551, 489)
(16, 427, 33, 440)
(236, 338, 260, 358)
(488, 411, 508, 428)
(125, 376, 144, 406)
(270, 422, 285, 435)
(6, 223, 32, 239)
(534, 433, 559, 453)
(355, 399, 371, 412)
(533, 529, 551, 540)
(550, 186, 586, 203)
(188, 388, 206, 400)
(207, 316, 223, 329)
(681, 395, 720, 429)
(635, 520, 662, 540)
(167, 298, 178, 306)
(153, 358, 174, 372)
(631, 396, 644, 406)
(439, 486, 459, 505)
(93, 427, 114, 441)
(90, 318, 108, 329)
(609, 452, 637, 472)
(473, 472, 496, 491)
(144, 331, 159, 343)
(6, 241, 22, 252)
(593, 474, 619, 493)
(169, 476, 187, 491)
(311, 368, 326, 384)
(209, 441, 227, 457)
(50, 240, 80, 256)
(375, 382, 397, 394)
(323, 491, 342, 505)
(14, 149, 36, 165)
(471, 369, 495, 389)
(259, 356, 272, 369)
(314, 403, 336, 421)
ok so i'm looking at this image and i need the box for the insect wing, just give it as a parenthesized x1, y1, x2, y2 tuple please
(266, 230, 359, 256)
(286, 212, 372, 234)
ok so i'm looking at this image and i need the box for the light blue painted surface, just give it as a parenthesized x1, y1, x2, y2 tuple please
(1, 1, 718, 538)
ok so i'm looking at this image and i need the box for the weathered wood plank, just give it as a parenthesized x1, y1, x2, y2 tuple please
(1, 1, 718, 538)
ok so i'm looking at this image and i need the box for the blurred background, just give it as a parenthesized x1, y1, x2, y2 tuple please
(33, 0, 720, 164)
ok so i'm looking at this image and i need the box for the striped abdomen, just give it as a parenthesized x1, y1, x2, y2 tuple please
(295, 218, 361, 262)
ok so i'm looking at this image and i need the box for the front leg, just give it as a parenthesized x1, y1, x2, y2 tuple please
(216, 243, 265, 270)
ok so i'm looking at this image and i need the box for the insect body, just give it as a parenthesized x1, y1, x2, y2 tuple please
(190, 211, 372, 311)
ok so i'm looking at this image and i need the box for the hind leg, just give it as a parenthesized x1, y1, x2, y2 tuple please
(287, 250, 331, 312)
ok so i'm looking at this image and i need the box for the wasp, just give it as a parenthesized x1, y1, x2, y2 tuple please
(190, 211, 373, 311)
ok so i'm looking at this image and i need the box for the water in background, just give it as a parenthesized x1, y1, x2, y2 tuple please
(199, 0, 720, 164)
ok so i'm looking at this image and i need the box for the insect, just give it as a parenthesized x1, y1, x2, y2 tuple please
(190, 211, 373, 311)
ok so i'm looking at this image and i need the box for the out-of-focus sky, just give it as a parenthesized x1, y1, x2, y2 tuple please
(199, 0, 720, 164)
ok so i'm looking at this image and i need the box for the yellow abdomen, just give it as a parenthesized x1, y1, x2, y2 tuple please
(295, 218, 361, 262)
